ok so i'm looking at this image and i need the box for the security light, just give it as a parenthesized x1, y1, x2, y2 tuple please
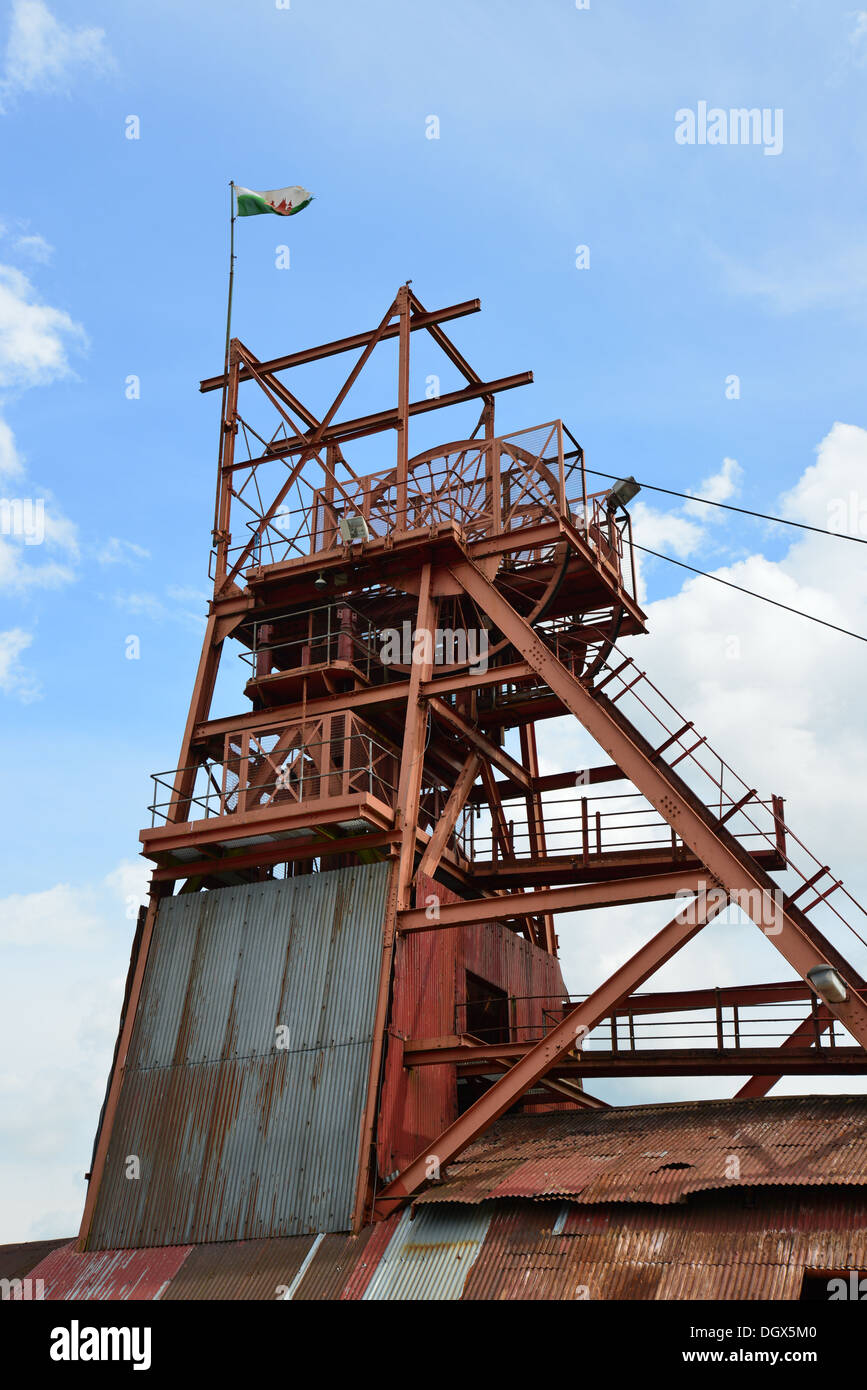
(314, 571, 328, 591)
(338, 515, 371, 544)
(606, 476, 641, 510)
(807, 965, 848, 1005)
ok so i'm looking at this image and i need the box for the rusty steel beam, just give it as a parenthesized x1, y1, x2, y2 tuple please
(417, 753, 479, 882)
(149, 830, 399, 882)
(352, 567, 437, 1230)
(428, 696, 532, 791)
(200, 300, 482, 393)
(232, 372, 534, 461)
(398, 870, 709, 933)
(192, 662, 537, 745)
(448, 557, 867, 1051)
(373, 889, 728, 1215)
(486, 1057, 608, 1110)
(450, 1048, 867, 1078)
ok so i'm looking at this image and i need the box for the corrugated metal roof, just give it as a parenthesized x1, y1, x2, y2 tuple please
(288, 1227, 379, 1300)
(24, 1240, 192, 1300)
(460, 1192, 867, 1301)
(87, 863, 391, 1249)
(0, 1236, 72, 1287)
(361, 1204, 492, 1300)
(8, 1184, 867, 1300)
(162, 1234, 317, 1300)
(417, 1095, 867, 1206)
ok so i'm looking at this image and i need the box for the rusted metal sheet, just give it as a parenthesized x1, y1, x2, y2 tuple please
(377, 872, 570, 1176)
(10, 1182, 867, 1300)
(86, 864, 391, 1249)
(162, 1235, 317, 1301)
(25, 1240, 192, 1301)
(287, 1227, 379, 1300)
(361, 1205, 492, 1301)
(417, 1096, 867, 1206)
(460, 1192, 867, 1301)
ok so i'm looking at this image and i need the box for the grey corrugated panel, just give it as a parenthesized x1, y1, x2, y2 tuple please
(362, 1205, 492, 1301)
(87, 863, 390, 1249)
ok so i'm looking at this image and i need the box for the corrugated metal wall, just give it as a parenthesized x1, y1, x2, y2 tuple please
(377, 872, 570, 1175)
(87, 864, 391, 1250)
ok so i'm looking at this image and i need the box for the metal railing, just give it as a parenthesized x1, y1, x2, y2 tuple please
(210, 421, 637, 604)
(454, 789, 781, 864)
(148, 723, 399, 827)
(455, 990, 839, 1053)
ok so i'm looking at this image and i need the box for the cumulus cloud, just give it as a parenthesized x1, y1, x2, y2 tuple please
(0, 260, 84, 602)
(0, 0, 112, 111)
(683, 455, 744, 517)
(0, 860, 148, 1237)
(0, 264, 85, 390)
(0, 626, 39, 700)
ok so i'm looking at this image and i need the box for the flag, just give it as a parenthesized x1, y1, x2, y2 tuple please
(235, 184, 314, 217)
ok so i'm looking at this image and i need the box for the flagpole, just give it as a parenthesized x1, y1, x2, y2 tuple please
(223, 179, 236, 381)
(214, 181, 236, 543)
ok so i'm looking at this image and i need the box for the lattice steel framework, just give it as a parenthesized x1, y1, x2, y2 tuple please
(79, 287, 867, 1242)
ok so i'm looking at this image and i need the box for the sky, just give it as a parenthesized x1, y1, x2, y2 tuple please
(1, 0, 866, 1240)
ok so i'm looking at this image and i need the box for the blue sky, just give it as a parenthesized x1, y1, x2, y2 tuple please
(2, 0, 867, 1239)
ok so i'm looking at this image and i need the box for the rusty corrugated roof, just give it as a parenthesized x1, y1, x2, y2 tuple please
(161, 1235, 317, 1300)
(8, 1186, 867, 1300)
(459, 1191, 867, 1300)
(416, 1095, 867, 1206)
(25, 1240, 192, 1300)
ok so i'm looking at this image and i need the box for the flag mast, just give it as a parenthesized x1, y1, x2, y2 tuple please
(213, 181, 236, 543)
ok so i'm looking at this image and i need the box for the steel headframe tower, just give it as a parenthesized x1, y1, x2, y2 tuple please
(81, 286, 867, 1239)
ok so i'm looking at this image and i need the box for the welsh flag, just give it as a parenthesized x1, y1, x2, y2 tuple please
(235, 184, 314, 217)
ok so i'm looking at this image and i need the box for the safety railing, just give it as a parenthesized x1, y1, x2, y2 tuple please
(455, 989, 840, 1054)
(210, 421, 636, 603)
(148, 715, 399, 826)
(454, 789, 782, 865)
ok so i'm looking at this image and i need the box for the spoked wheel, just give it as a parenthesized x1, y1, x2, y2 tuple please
(365, 438, 573, 674)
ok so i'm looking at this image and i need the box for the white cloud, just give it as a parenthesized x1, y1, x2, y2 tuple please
(683, 455, 743, 518)
(14, 231, 52, 263)
(0, 483, 79, 593)
(0, 882, 104, 947)
(0, 0, 111, 111)
(714, 243, 867, 313)
(0, 860, 148, 1238)
(97, 537, 150, 566)
(0, 264, 85, 389)
(849, 11, 867, 62)
(0, 415, 23, 477)
(0, 626, 39, 699)
(111, 588, 208, 629)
